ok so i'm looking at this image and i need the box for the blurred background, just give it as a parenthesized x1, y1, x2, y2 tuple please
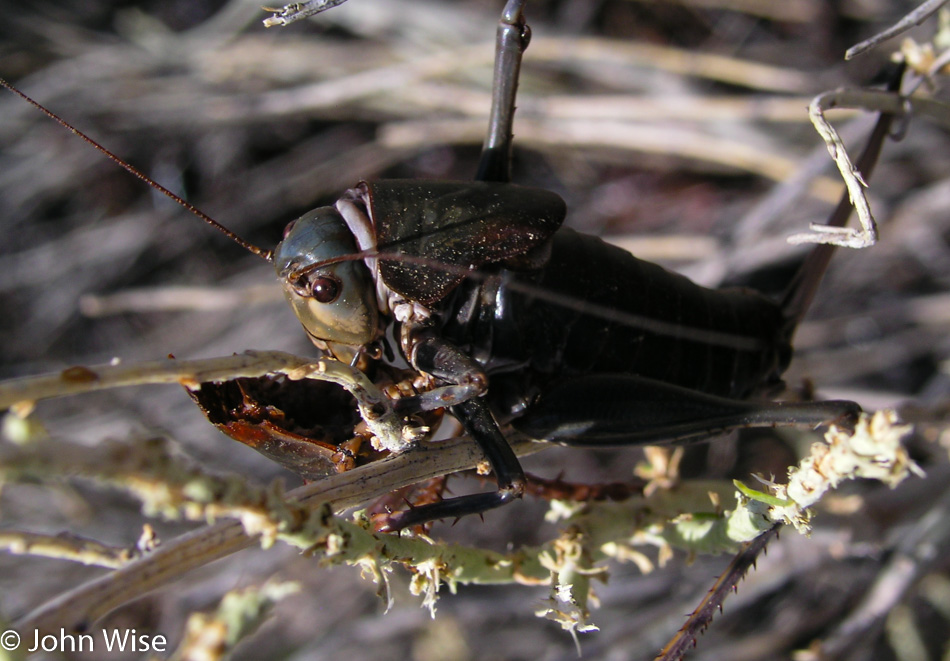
(1, 0, 949, 659)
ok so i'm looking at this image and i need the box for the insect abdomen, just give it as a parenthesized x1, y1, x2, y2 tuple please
(448, 229, 791, 407)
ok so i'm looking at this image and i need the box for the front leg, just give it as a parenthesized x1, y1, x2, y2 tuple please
(380, 331, 526, 531)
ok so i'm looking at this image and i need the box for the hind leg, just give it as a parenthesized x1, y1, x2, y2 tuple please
(476, 0, 531, 183)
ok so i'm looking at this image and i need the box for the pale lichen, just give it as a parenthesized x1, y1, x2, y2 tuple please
(732, 410, 920, 536)
(170, 581, 300, 660)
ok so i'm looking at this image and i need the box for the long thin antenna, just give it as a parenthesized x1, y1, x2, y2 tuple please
(0, 77, 273, 262)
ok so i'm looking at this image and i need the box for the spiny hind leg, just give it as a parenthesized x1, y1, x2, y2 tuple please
(476, 0, 531, 183)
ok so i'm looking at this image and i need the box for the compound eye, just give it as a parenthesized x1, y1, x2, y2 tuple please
(282, 219, 297, 238)
(311, 275, 342, 303)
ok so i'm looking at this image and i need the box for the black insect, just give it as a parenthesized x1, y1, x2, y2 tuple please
(262, 0, 898, 531)
(0, 0, 899, 532)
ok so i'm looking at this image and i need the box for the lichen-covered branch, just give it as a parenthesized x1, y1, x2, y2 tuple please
(0, 351, 411, 454)
(7, 428, 542, 636)
(730, 410, 919, 537)
(169, 582, 300, 661)
(0, 352, 312, 410)
(538, 411, 917, 635)
(7, 410, 915, 639)
(0, 528, 157, 569)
